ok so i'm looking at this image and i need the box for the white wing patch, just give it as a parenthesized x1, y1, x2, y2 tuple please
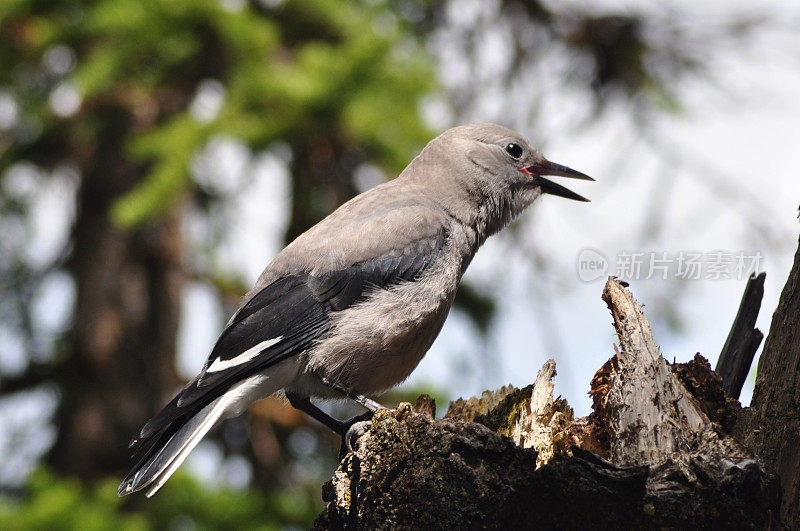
(205, 336, 283, 373)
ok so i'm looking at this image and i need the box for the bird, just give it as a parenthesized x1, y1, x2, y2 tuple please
(118, 123, 593, 497)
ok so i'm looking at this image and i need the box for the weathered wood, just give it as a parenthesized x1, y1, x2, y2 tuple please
(512, 359, 573, 468)
(600, 278, 708, 464)
(672, 353, 741, 433)
(313, 278, 779, 530)
(738, 237, 800, 527)
(444, 361, 575, 468)
(316, 403, 653, 530)
(716, 272, 766, 399)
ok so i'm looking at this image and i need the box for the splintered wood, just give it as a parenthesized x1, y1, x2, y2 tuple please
(316, 277, 779, 529)
(512, 278, 774, 513)
(509, 359, 573, 468)
(600, 278, 709, 465)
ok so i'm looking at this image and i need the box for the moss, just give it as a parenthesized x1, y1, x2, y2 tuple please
(466, 385, 534, 437)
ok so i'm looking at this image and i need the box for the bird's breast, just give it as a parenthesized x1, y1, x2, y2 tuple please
(303, 244, 463, 396)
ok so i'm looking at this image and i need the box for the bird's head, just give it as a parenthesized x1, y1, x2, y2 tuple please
(411, 123, 593, 236)
(450, 123, 593, 201)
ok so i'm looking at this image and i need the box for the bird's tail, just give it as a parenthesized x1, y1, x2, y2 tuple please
(118, 373, 277, 497)
(118, 396, 227, 497)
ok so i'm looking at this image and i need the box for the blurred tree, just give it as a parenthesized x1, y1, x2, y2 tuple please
(0, 468, 321, 529)
(0, 0, 432, 482)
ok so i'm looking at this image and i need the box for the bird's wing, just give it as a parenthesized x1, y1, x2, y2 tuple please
(251, 184, 453, 287)
(132, 208, 448, 448)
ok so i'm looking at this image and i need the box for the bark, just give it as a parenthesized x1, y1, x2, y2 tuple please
(314, 279, 779, 529)
(47, 104, 183, 479)
(716, 272, 765, 399)
(736, 236, 800, 527)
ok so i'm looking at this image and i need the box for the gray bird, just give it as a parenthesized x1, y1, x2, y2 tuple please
(118, 123, 593, 497)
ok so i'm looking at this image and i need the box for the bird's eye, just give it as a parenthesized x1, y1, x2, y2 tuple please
(505, 143, 523, 159)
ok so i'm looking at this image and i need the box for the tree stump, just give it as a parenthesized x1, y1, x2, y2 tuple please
(736, 236, 800, 527)
(314, 279, 780, 529)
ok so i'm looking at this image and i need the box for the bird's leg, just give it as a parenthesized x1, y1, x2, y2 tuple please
(314, 376, 387, 456)
(285, 392, 346, 434)
(317, 376, 385, 412)
(285, 391, 374, 458)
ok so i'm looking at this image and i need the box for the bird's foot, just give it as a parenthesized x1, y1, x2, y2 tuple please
(338, 411, 375, 460)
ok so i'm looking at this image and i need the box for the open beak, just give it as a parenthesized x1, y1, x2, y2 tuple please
(521, 160, 594, 202)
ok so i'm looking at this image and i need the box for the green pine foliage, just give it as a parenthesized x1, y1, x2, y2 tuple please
(0, 468, 321, 530)
(0, 0, 434, 227)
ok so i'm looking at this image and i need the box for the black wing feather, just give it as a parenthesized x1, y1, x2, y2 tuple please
(131, 235, 445, 450)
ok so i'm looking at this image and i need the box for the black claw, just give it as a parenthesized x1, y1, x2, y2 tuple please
(338, 411, 374, 460)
